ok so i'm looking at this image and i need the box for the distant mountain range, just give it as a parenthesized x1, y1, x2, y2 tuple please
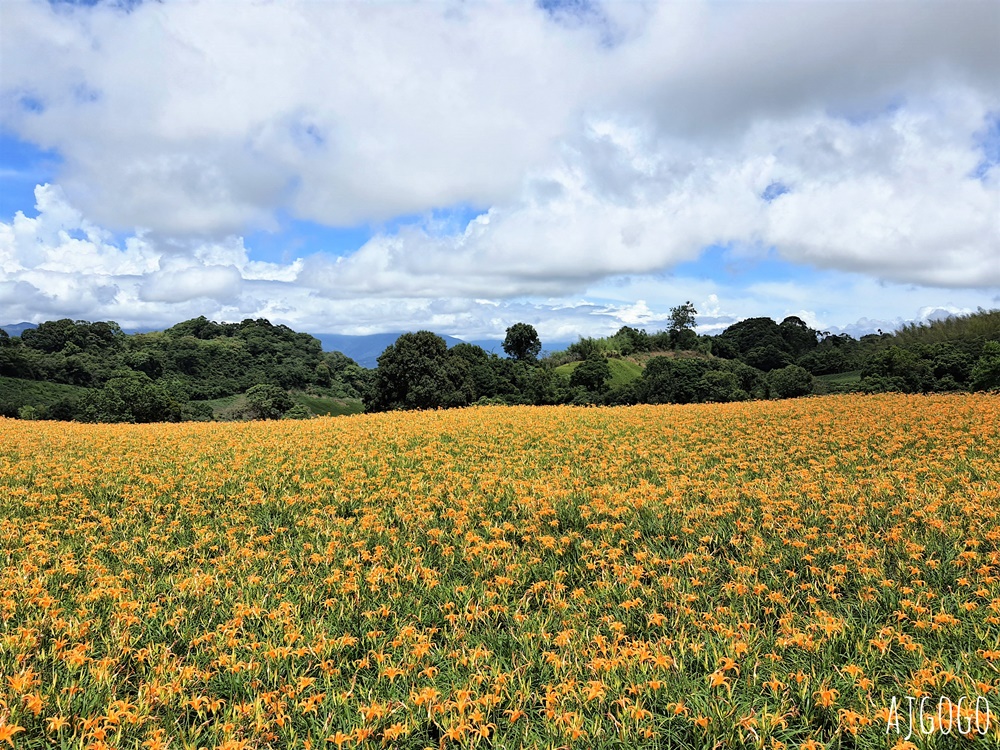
(1, 322, 571, 368)
(1, 322, 38, 338)
(312, 333, 508, 368)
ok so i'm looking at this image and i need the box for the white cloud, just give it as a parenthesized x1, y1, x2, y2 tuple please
(1, 173, 997, 341)
(758, 93, 1000, 286)
(0, 184, 156, 276)
(1, 0, 600, 233)
(292, 92, 997, 296)
(3, 0, 997, 234)
(139, 264, 243, 304)
(615, 1, 999, 138)
(0, 0, 998, 337)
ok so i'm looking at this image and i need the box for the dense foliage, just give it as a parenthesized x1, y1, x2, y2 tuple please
(362, 309, 1000, 413)
(1, 317, 369, 421)
(3, 308, 998, 420)
(501, 322, 542, 362)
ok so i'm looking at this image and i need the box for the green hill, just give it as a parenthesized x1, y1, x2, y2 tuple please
(555, 358, 643, 388)
(893, 308, 1000, 346)
(812, 370, 862, 395)
(0, 376, 88, 417)
(195, 391, 364, 420)
(292, 393, 364, 417)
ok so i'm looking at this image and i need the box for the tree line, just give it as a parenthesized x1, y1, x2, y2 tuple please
(2, 307, 998, 422)
(364, 307, 1000, 412)
(0, 317, 368, 422)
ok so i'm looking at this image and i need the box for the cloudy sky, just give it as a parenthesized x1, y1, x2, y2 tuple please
(1, 0, 998, 341)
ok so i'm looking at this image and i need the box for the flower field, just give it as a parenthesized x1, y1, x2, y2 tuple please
(2, 394, 999, 749)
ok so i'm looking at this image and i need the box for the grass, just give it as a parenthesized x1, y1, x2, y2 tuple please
(813, 370, 862, 395)
(0, 375, 87, 415)
(291, 392, 364, 417)
(193, 393, 245, 420)
(555, 358, 644, 388)
(194, 391, 364, 419)
(625, 350, 714, 365)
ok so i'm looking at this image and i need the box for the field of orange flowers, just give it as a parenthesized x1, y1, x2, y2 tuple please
(2, 393, 999, 749)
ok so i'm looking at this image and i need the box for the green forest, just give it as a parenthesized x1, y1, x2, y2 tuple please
(2, 307, 998, 423)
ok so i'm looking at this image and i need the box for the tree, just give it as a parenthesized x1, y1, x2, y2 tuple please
(709, 336, 739, 359)
(570, 357, 612, 394)
(725, 360, 769, 400)
(245, 384, 294, 420)
(928, 342, 974, 390)
(567, 337, 601, 361)
(516, 362, 561, 405)
(502, 323, 542, 362)
(798, 339, 856, 375)
(971, 341, 1000, 391)
(17, 405, 39, 420)
(164, 315, 229, 340)
(612, 326, 650, 355)
(744, 344, 794, 372)
(668, 302, 698, 349)
(859, 346, 932, 394)
(699, 369, 747, 403)
(48, 398, 79, 421)
(323, 351, 371, 399)
(283, 403, 312, 419)
(717, 317, 786, 358)
(0, 329, 32, 378)
(447, 343, 498, 404)
(21, 319, 124, 354)
(367, 331, 456, 411)
(767, 365, 814, 399)
(778, 316, 820, 359)
(638, 357, 713, 404)
(81, 371, 181, 423)
(669, 301, 698, 332)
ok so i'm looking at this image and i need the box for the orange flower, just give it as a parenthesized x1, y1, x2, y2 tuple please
(0, 725, 25, 748)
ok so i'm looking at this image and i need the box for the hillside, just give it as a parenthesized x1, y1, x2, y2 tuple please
(0, 375, 86, 418)
(555, 357, 643, 387)
(197, 392, 364, 420)
(893, 307, 1000, 346)
(4, 323, 569, 369)
(3, 310, 998, 422)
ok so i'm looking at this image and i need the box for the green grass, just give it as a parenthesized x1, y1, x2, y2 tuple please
(193, 393, 245, 420)
(813, 370, 862, 394)
(555, 358, 643, 388)
(291, 393, 364, 417)
(0, 375, 88, 416)
(193, 392, 364, 419)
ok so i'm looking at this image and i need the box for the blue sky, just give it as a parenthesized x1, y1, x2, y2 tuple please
(0, 135, 60, 219)
(1, 0, 997, 338)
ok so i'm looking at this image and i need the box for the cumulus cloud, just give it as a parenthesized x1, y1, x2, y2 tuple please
(0, 0, 998, 336)
(139, 264, 243, 304)
(1, 0, 600, 233)
(296, 91, 998, 296)
(2, 183, 995, 342)
(759, 94, 1000, 287)
(0, 185, 303, 324)
(3, 0, 997, 234)
(617, 1, 999, 137)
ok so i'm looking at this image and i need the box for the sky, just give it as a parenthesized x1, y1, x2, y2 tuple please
(1, 0, 998, 341)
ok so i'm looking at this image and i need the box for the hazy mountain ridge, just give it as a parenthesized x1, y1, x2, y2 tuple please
(1, 323, 566, 368)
